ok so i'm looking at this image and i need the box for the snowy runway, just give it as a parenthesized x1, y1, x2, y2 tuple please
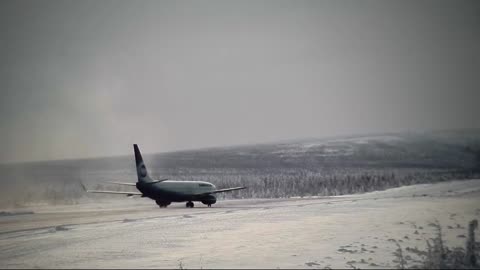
(1, 179, 479, 268)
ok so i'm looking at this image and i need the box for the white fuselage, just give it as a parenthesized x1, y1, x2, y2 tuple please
(150, 180, 216, 195)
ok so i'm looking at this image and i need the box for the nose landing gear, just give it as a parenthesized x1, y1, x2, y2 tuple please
(186, 201, 194, 208)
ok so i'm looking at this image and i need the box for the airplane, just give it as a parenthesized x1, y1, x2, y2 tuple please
(83, 144, 246, 208)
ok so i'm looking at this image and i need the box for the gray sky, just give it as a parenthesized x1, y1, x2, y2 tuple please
(1, 0, 479, 163)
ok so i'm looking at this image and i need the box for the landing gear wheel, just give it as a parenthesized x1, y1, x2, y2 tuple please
(186, 201, 194, 208)
(207, 204, 211, 208)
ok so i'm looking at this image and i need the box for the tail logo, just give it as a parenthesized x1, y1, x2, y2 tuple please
(139, 163, 147, 177)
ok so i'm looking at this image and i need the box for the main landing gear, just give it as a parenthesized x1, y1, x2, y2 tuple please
(186, 201, 194, 208)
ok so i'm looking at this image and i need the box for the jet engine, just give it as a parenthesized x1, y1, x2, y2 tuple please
(201, 195, 217, 205)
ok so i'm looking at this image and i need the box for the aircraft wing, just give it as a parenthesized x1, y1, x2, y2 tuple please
(86, 190, 143, 196)
(208, 186, 246, 194)
(80, 182, 142, 196)
(196, 187, 247, 196)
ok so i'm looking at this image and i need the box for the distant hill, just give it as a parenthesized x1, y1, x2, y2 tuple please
(1, 129, 479, 207)
(145, 129, 480, 172)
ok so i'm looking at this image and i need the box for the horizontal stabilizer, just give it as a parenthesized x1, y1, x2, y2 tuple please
(106, 182, 137, 186)
(105, 177, 168, 186)
(144, 178, 169, 184)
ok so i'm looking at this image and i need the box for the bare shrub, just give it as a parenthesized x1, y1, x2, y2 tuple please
(392, 240, 407, 269)
(400, 219, 478, 269)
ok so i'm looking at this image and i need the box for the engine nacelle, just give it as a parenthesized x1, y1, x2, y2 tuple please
(201, 195, 217, 205)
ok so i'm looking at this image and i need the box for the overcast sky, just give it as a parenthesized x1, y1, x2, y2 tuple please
(1, 0, 479, 163)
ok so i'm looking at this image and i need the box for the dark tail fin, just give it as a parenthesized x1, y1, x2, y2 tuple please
(133, 144, 153, 182)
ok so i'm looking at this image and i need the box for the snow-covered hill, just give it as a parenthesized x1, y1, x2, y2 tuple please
(1, 130, 479, 207)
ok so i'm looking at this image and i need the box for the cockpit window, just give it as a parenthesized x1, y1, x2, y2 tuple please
(199, 183, 211, 187)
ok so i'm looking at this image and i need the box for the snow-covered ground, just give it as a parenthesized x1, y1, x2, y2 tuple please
(1, 179, 479, 269)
